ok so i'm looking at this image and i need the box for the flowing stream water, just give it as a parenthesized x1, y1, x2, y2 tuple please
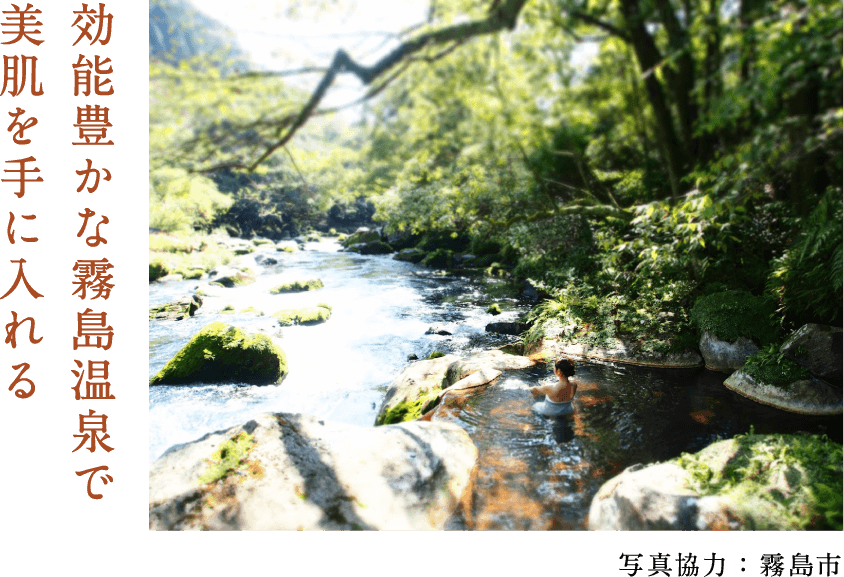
(149, 239, 842, 530)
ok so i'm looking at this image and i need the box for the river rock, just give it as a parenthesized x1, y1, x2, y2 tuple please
(213, 271, 255, 288)
(444, 350, 533, 385)
(376, 350, 535, 425)
(780, 324, 843, 386)
(149, 294, 203, 321)
(149, 412, 477, 530)
(375, 354, 459, 425)
(154, 273, 183, 283)
(485, 322, 530, 335)
(149, 322, 287, 385)
(344, 228, 381, 246)
(555, 339, 703, 369)
(699, 331, 759, 372)
(352, 241, 393, 255)
(589, 434, 843, 530)
(254, 254, 279, 266)
(426, 326, 452, 336)
(394, 248, 426, 263)
(723, 369, 842, 415)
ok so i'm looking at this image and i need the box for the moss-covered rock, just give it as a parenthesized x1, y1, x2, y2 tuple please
(353, 241, 393, 255)
(251, 238, 274, 246)
(379, 392, 441, 425)
(273, 306, 331, 326)
(487, 303, 502, 315)
(589, 433, 843, 530)
(676, 434, 843, 530)
(422, 248, 454, 268)
(149, 295, 203, 321)
(270, 279, 324, 294)
(723, 368, 841, 415)
(198, 431, 257, 484)
(149, 260, 168, 282)
(393, 248, 426, 263)
(690, 290, 779, 346)
(214, 272, 255, 288)
(344, 229, 380, 246)
(149, 322, 287, 385)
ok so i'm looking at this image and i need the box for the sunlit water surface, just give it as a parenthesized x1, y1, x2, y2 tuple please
(149, 240, 841, 530)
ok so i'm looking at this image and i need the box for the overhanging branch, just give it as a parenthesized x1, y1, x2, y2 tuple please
(195, 0, 530, 174)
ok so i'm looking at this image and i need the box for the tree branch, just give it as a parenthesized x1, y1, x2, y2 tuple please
(195, 0, 529, 174)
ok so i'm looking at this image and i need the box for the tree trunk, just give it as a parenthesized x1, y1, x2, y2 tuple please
(653, 0, 698, 163)
(619, 0, 685, 201)
(700, 0, 723, 161)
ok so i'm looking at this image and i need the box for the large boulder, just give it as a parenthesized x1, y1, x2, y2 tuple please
(149, 294, 203, 321)
(149, 412, 477, 530)
(699, 331, 759, 372)
(149, 322, 287, 385)
(556, 339, 703, 369)
(589, 434, 843, 530)
(351, 241, 393, 255)
(394, 248, 426, 263)
(375, 355, 458, 425)
(723, 369, 842, 415)
(343, 228, 381, 246)
(485, 321, 530, 336)
(375, 350, 535, 425)
(780, 324, 843, 386)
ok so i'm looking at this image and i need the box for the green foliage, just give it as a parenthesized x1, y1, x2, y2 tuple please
(524, 284, 696, 354)
(767, 189, 843, 326)
(690, 290, 779, 345)
(743, 343, 812, 388)
(421, 249, 454, 268)
(149, 168, 233, 233)
(427, 351, 445, 360)
(676, 434, 843, 530)
(376, 392, 440, 426)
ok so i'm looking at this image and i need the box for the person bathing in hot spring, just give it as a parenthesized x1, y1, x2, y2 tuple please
(529, 357, 577, 417)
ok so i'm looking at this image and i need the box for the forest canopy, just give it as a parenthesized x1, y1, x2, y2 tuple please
(149, 0, 842, 332)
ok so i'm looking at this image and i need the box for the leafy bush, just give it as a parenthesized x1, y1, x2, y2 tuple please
(149, 167, 233, 233)
(743, 343, 812, 387)
(689, 290, 778, 345)
(767, 189, 843, 327)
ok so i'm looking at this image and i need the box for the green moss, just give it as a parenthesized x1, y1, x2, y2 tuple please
(239, 306, 264, 316)
(221, 305, 235, 313)
(337, 234, 347, 243)
(270, 279, 324, 293)
(149, 260, 169, 282)
(742, 343, 812, 388)
(273, 306, 331, 326)
(427, 351, 445, 359)
(676, 433, 843, 530)
(208, 281, 224, 288)
(394, 249, 427, 263)
(316, 303, 332, 312)
(149, 322, 287, 385)
(355, 241, 394, 255)
(198, 431, 256, 485)
(181, 269, 204, 280)
(234, 247, 255, 255)
(345, 230, 380, 245)
(376, 392, 440, 425)
(422, 248, 453, 268)
(487, 303, 502, 315)
(252, 238, 274, 246)
(276, 244, 297, 253)
(690, 290, 778, 345)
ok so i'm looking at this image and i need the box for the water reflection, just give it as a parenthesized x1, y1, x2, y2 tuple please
(442, 360, 841, 530)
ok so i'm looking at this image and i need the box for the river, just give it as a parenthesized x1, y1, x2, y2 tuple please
(149, 239, 842, 530)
